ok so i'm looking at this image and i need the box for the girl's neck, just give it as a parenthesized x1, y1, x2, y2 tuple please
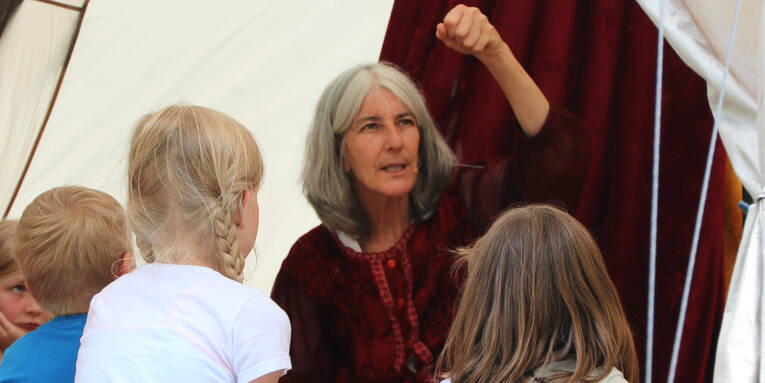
(357, 191, 410, 253)
(153, 230, 218, 269)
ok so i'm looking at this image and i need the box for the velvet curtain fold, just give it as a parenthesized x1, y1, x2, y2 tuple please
(380, 1, 738, 382)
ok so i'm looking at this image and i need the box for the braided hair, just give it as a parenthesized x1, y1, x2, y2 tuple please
(127, 105, 263, 281)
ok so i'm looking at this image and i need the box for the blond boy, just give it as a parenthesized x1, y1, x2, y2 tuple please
(0, 186, 133, 382)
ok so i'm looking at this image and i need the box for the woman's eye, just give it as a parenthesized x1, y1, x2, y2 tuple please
(398, 118, 415, 126)
(361, 123, 377, 131)
(11, 285, 25, 293)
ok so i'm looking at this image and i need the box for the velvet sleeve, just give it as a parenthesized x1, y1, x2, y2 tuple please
(458, 104, 591, 231)
(270, 270, 343, 383)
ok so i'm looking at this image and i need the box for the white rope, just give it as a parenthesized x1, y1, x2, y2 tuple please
(646, 0, 665, 380)
(666, 1, 743, 382)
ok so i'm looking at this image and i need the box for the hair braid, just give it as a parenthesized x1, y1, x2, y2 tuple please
(213, 192, 243, 282)
(136, 236, 155, 263)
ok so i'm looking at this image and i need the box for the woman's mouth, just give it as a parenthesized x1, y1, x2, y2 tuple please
(382, 164, 408, 173)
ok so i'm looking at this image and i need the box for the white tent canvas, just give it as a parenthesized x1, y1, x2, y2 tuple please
(0, 0, 394, 292)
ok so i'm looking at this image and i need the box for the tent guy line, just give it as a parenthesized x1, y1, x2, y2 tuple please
(665, 0, 743, 382)
(646, 0, 665, 380)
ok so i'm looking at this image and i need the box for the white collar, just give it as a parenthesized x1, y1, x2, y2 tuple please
(336, 230, 362, 252)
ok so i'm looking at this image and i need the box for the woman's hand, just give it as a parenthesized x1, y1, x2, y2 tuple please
(435, 4, 550, 137)
(435, 4, 508, 64)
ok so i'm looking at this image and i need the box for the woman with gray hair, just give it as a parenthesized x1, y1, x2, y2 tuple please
(271, 5, 590, 383)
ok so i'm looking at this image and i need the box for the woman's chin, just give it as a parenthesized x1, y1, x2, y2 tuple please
(381, 183, 417, 198)
(355, 178, 417, 201)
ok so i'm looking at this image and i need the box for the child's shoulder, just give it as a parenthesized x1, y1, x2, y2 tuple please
(2, 330, 44, 360)
(0, 316, 84, 379)
(109, 263, 253, 291)
(93, 263, 271, 318)
(236, 285, 289, 326)
(600, 367, 629, 383)
(535, 359, 629, 383)
(86, 263, 286, 350)
(6, 314, 85, 351)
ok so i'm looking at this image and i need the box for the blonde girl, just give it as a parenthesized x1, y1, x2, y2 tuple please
(437, 205, 638, 383)
(75, 105, 291, 383)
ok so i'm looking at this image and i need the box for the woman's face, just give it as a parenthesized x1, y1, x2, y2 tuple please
(0, 269, 49, 332)
(344, 86, 420, 201)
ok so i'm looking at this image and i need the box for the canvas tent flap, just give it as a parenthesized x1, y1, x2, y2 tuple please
(0, 0, 82, 217)
(637, 0, 760, 196)
(1, 0, 394, 292)
(715, 2, 765, 380)
(715, 201, 765, 382)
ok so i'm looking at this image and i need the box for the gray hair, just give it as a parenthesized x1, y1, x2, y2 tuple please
(303, 62, 455, 240)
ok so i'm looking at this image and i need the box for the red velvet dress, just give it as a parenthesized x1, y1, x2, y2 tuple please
(271, 106, 590, 383)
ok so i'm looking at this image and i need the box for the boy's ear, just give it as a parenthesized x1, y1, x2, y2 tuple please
(116, 251, 136, 277)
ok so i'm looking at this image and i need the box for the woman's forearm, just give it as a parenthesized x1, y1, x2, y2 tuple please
(477, 43, 550, 137)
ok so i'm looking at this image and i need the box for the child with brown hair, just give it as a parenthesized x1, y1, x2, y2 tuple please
(75, 105, 291, 383)
(437, 205, 638, 383)
(0, 186, 133, 382)
(0, 220, 49, 358)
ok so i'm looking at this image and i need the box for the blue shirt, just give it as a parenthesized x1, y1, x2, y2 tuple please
(0, 313, 87, 383)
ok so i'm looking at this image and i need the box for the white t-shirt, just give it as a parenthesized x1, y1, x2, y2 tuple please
(75, 263, 291, 383)
(440, 358, 629, 383)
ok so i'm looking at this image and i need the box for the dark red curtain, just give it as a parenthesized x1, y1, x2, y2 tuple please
(380, 1, 730, 382)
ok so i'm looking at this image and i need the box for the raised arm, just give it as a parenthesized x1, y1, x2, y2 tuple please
(435, 5, 591, 228)
(436, 4, 549, 137)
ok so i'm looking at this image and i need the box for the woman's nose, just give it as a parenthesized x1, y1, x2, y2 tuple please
(385, 124, 404, 150)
